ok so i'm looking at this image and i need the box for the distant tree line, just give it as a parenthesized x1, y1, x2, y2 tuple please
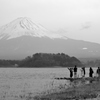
(84, 60, 100, 67)
(0, 53, 82, 67)
(0, 60, 20, 67)
(19, 53, 82, 67)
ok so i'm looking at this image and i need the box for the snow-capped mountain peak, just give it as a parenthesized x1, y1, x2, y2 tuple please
(0, 17, 67, 40)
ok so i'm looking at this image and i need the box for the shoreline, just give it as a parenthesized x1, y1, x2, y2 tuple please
(33, 77, 100, 100)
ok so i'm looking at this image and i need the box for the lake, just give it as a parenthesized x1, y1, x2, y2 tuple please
(0, 67, 98, 100)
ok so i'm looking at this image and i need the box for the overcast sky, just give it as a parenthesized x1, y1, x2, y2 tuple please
(0, 0, 100, 43)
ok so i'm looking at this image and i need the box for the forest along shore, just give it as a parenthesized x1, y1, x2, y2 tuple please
(33, 77, 100, 100)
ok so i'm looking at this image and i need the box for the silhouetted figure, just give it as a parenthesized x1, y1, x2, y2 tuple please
(82, 67, 85, 77)
(74, 65, 77, 78)
(89, 67, 94, 77)
(68, 68, 73, 78)
(96, 67, 100, 77)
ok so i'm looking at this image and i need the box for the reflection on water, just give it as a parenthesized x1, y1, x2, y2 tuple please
(0, 67, 98, 100)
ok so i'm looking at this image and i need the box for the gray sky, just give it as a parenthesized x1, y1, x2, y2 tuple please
(0, 0, 100, 43)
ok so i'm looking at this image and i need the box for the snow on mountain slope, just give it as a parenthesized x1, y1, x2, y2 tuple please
(0, 17, 67, 40)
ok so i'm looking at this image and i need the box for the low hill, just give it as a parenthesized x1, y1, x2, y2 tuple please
(19, 53, 82, 67)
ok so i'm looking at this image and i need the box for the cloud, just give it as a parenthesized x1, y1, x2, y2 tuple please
(56, 29, 68, 34)
(51, 28, 68, 34)
(81, 22, 91, 30)
(82, 47, 88, 50)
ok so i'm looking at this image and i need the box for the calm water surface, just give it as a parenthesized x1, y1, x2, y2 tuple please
(0, 67, 97, 78)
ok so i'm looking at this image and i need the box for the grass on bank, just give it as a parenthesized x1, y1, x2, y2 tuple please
(34, 77, 100, 100)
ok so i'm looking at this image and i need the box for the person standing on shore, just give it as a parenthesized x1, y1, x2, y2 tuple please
(82, 67, 85, 77)
(68, 67, 73, 78)
(89, 67, 94, 77)
(96, 67, 100, 77)
(74, 65, 77, 78)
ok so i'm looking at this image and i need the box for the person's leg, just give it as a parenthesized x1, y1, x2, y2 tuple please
(74, 72, 77, 78)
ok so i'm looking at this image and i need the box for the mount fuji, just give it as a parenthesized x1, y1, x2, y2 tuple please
(0, 17, 100, 60)
(0, 17, 67, 40)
